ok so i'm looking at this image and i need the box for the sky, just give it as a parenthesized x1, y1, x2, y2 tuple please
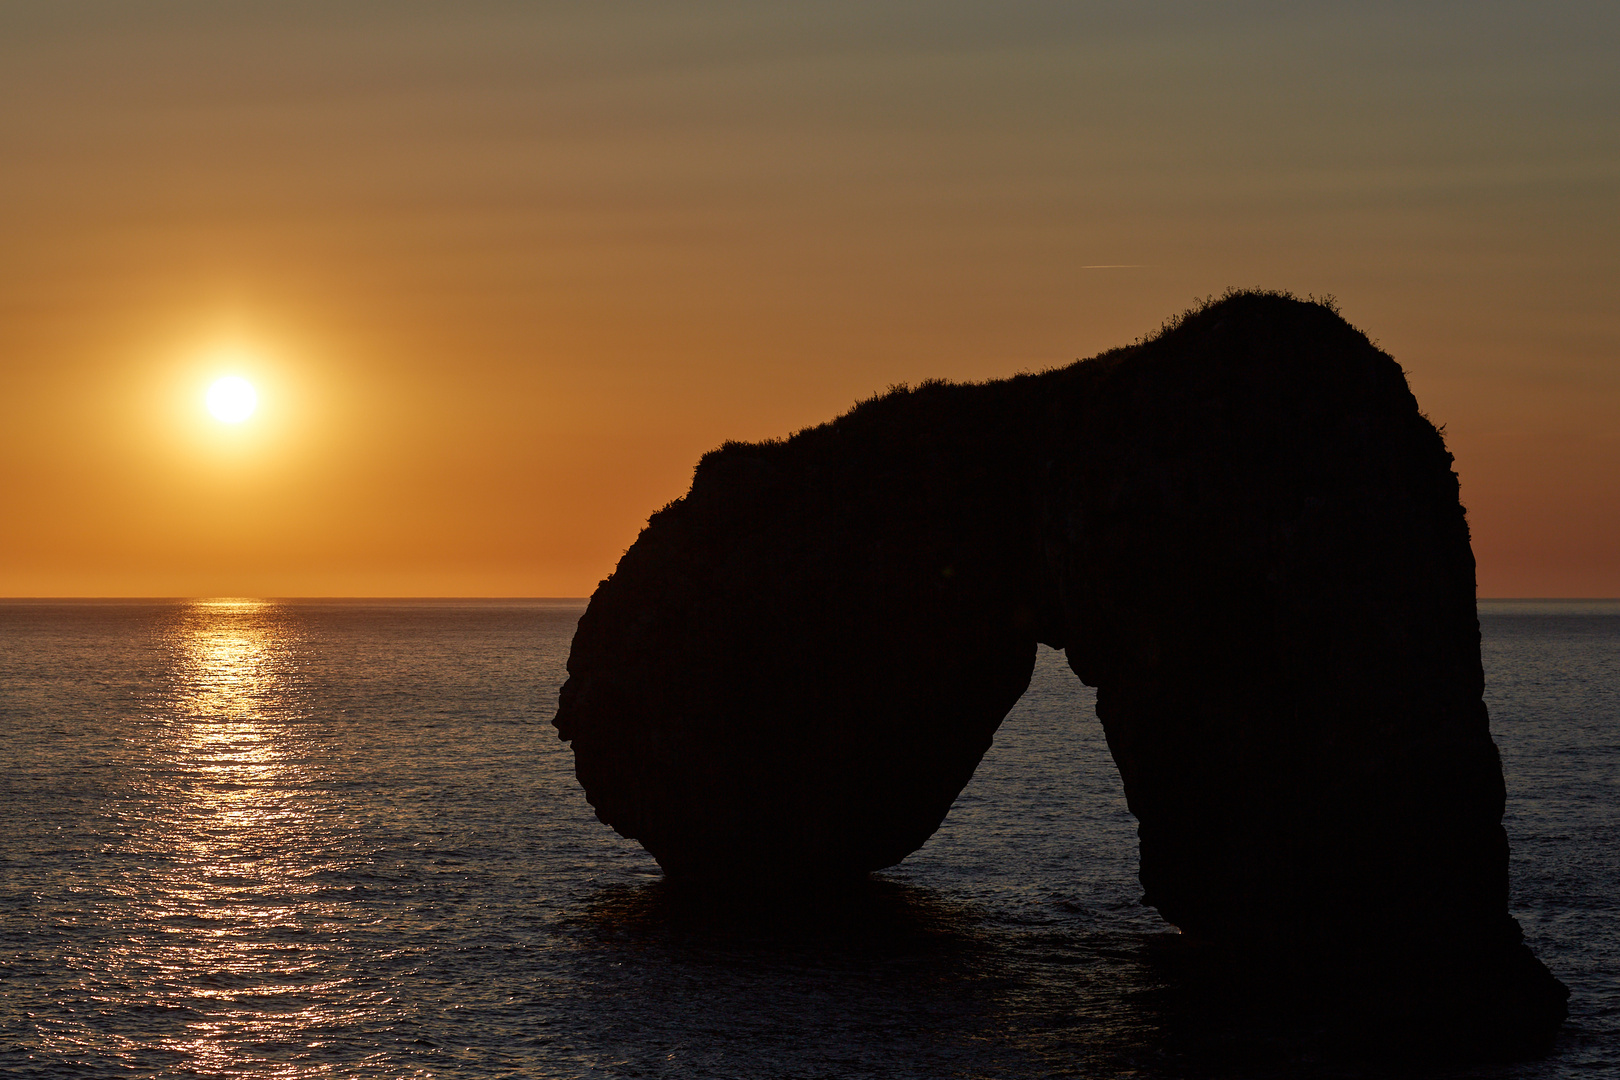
(2, 1, 1615, 598)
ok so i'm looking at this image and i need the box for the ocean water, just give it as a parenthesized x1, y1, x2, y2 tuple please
(0, 598, 1613, 1079)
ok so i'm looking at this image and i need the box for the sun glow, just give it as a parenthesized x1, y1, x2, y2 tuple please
(206, 376, 258, 423)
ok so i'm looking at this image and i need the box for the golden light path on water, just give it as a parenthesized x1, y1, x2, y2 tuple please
(95, 600, 379, 1077)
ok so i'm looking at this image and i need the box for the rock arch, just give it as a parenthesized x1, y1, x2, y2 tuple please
(553, 293, 1566, 1052)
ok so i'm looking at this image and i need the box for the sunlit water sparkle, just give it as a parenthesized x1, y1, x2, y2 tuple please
(0, 599, 1614, 1078)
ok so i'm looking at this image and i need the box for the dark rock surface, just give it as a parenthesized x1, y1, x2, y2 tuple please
(554, 292, 1567, 1054)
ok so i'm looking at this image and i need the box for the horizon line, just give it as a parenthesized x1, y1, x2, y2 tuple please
(1, 595, 1615, 603)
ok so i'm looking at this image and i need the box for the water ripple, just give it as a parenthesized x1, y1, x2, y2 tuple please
(0, 599, 1612, 1078)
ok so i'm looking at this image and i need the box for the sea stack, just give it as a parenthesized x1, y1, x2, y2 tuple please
(554, 291, 1567, 1055)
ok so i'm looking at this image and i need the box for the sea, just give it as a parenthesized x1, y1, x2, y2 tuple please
(0, 598, 1613, 1079)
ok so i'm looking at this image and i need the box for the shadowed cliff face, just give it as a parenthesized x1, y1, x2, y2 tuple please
(554, 292, 1567, 1054)
(557, 374, 1060, 879)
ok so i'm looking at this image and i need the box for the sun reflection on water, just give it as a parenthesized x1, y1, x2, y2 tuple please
(93, 599, 369, 1076)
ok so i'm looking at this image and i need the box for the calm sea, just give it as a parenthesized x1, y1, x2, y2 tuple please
(0, 598, 1613, 1079)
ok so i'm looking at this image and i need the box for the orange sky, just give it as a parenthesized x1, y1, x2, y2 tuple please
(3, 3, 1616, 597)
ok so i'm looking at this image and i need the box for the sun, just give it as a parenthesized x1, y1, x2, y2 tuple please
(207, 376, 258, 423)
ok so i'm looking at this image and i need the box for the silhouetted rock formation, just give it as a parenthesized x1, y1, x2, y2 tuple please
(554, 292, 1567, 1055)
